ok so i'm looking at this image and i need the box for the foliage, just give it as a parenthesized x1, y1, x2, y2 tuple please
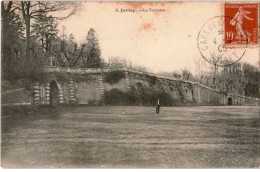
(147, 75, 157, 86)
(244, 83, 259, 97)
(1, 2, 106, 85)
(139, 87, 175, 106)
(31, 14, 59, 54)
(19, 1, 80, 57)
(104, 71, 125, 84)
(243, 63, 260, 97)
(107, 56, 148, 72)
(215, 62, 259, 97)
(181, 69, 193, 80)
(56, 33, 87, 67)
(172, 71, 181, 79)
(108, 57, 126, 68)
(1, 1, 25, 80)
(243, 63, 259, 83)
(84, 28, 102, 68)
(101, 87, 177, 106)
(158, 70, 193, 81)
(3, 55, 48, 85)
(1, 1, 80, 84)
(52, 28, 104, 68)
(101, 89, 129, 105)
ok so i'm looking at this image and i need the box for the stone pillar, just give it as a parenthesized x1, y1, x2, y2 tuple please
(33, 82, 40, 105)
(125, 71, 130, 91)
(98, 74, 104, 97)
(45, 83, 50, 105)
(57, 83, 64, 104)
(68, 79, 76, 103)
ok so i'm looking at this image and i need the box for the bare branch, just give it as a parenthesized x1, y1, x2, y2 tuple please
(72, 44, 86, 66)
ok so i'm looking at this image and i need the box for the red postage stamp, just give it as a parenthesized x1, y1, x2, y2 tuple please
(224, 2, 258, 47)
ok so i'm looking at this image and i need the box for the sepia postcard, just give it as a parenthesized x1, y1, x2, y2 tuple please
(1, 0, 260, 168)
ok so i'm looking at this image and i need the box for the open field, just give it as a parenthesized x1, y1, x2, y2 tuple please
(1, 105, 260, 168)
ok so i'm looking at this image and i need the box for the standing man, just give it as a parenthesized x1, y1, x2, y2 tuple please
(156, 99, 160, 114)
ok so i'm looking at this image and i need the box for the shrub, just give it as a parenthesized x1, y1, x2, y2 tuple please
(101, 88, 127, 105)
(148, 75, 157, 86)
(104, 71, 125, 84)
(2, 56, 48, 86)
(101, 87, 178, 106)
(125, 91, 139, 105)
(140, 87, 176, 106)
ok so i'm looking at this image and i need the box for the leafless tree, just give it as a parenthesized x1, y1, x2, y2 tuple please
(15, 1, 80, 58)
(193, 57, 208, 83)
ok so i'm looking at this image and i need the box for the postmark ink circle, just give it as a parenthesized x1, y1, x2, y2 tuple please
(197, 16, 248, 67)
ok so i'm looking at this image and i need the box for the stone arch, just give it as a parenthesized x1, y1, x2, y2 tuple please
(185, 88, 188, 94)
(50, 80, 64, 106)
(228, 97, 233, 105)
(184, 87, 192, 102)
(136, 82, 143, 90)
(50, 80, 59, 106)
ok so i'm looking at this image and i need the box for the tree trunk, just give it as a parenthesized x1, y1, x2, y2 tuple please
(212, 64, 217, 88)
(45, 35, 49, 53)
(25, 17, 31, 58)
(1, 2, 13, 65)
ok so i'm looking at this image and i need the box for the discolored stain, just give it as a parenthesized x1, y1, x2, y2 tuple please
(153, 12, 161, 17)
(188, 35, 191, 38)
(140, 22, 153, 32)
(98, 1, 184, 8)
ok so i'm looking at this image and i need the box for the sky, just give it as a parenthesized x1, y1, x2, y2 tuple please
(58, 1, 259, 73)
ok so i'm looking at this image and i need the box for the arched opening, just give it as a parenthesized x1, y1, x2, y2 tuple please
(136, 82, 143, 90)
(228, 97, 233, 105)
(50, 80, 59, 106)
